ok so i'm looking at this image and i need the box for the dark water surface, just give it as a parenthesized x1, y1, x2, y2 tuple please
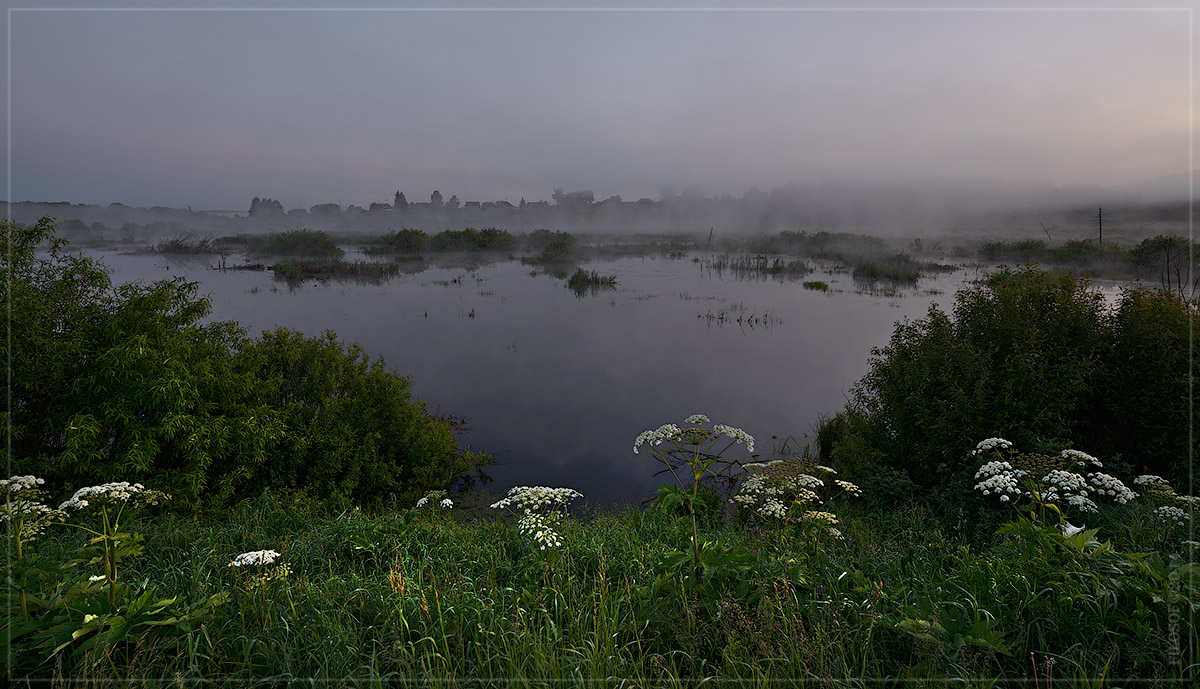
(91, 249, 993, 506)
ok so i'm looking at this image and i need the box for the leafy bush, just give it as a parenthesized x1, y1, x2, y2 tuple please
(523, 230, 575, 263)
(837, 264, 1196, 495)
(237, 329, 488, 508)
(3, 218, 484, 510)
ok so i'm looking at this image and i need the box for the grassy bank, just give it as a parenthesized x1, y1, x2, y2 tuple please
(8, 475, 1196, 686)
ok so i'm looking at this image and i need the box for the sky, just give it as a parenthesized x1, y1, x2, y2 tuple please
(3, 1, 1196, 211)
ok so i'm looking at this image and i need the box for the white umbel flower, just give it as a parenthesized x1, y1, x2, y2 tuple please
(230, 550, 281, 567)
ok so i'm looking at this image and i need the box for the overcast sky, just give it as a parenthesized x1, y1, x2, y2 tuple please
(4, 1, 1195, 210)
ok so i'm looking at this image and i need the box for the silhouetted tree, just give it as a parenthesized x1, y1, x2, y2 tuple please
(430, 190, 443, 207)
(249, 197, 285, 217)
(445, 195, 460, 210)
(394, 191, 407, 209)
(551, 189, 594, 210)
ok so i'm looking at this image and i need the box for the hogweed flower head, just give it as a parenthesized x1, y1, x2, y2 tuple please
(1, 475, 65, 543)
(416, 490, 453, 509)
(492, 486, 582, 551)
(1061, 449, 1103, 469)
(230, 550, 281, 567)
(684, 414, 710, 425)
(969, 438, 1013, 457)
(1156, 506, 1189, 528)
(58, 482, 168, 512)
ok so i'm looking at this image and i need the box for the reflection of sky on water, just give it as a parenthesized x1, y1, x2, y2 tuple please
(91, 249, 1031, 507)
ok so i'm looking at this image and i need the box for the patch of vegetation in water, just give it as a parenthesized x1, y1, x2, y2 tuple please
(219, 229, 344, 258)
(521, 229, 576, 264)
(852, 253, 922, 283)
(155, 232, 218, 254)
(802, 280, 830, 291)
(427, 227, 517, 252)
(270, 258, 400, 283)
(364, 228, 429, 254)
(565, 267, 617, 296)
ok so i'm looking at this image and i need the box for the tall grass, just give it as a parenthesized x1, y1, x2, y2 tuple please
(12, 487, 1194, 685)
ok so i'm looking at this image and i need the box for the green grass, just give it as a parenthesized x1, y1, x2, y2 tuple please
(852, 253, 923, 283)
(565, 267, 618, 295)
(10, 487, 1194, 686)
(219, 229, 345, 258)
(271, 258, 401, 282)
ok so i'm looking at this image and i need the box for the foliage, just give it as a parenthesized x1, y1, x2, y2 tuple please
(428, 228, 516, 252)
(523, 229, 575, 263)
(3, 477, 227, 676)
(4, 217, 285, 505)
(235, 328, 488, 509)
(219, 229, 343, 258)
(8, 488, 1196, 685)
(3, 218, 485, 509)
(270, 258, 400, 282)
(852, 253, 922, 283)
(837, 264, 1195, 494)
(564, 267, 617, 296)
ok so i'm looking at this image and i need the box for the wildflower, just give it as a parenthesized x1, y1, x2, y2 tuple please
(684, 414, 710, 425)
(834, 480, 862, 496)
(970, 438, 1013, 456)
(1062, 522, 1085, 538)
(1156, 506, 1189, 528)
(1086, 473, 1137, 504)
(1, 475, 65, 543)
(0, 476, 45, 493)
(803, 510, 840, 527)
(492, 486, 582, 551)
(633, 424, 681, 453)
(58, 482, 168, 512)
(440, 499, 453, 509)
(1061, 449, 1102, 468)
(1134, 475, 1170, 486)
(756, 498, 788, 519)
(712, 424, 755, 452)
(415, 497, 428, 508)
(230, 550, 281, 567)
(416, 490, 453, 509)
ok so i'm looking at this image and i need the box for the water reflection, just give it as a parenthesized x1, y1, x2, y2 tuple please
(89, 248, 1005, 507)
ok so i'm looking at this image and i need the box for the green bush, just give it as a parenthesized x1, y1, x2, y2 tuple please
(3, 217, 484, 509)
(237, 328, 487, 508)
(837, 264, 1195, 493)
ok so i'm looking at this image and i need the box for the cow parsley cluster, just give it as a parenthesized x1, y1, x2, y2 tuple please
(415, 490, 453, 509)
(1, 475, 64, 543)
(970, 442, 1135, 517)
(633, 415, 754, 455)
(1156, 506, 1189, 528)
(731, 458, 856, 530)
(969, 438, 1013, 457)
(1061, 449, 1103, 469)
(491, 486, 583, 551)
(230, 549, 281, 567)
(58, 482, 168, 512)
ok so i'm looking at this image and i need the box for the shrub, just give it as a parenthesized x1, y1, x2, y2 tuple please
(237, 329, 488, 508)
(2, 217, 484, 510)
(837, 264, 1195, 495)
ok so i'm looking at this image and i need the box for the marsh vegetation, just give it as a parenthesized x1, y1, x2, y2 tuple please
(6, 217, 1197, 685)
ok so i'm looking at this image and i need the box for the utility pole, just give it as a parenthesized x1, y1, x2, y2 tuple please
(1096, 207, 1103, 244)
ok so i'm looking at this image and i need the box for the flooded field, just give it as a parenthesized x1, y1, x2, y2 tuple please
(85, 247, 1120, 506)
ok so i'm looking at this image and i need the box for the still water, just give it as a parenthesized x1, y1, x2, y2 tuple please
(90, 248, 991, 506)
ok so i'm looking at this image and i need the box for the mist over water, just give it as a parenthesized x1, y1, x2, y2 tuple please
(87, 247, 997, 505)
